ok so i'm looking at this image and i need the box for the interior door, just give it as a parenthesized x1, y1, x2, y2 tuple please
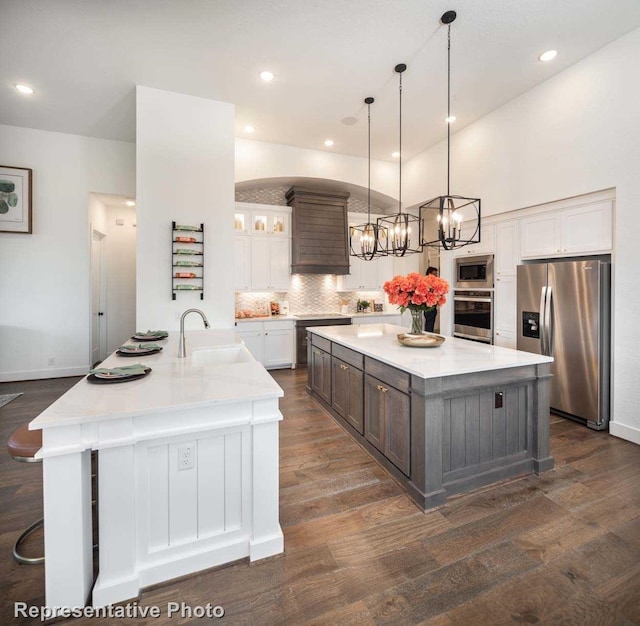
(91, 230, 106, 365)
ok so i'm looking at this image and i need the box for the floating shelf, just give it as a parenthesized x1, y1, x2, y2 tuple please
(172, 221, 204, 300)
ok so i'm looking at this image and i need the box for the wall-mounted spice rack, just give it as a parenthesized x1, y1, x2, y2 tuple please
(172, 222, 204, 300)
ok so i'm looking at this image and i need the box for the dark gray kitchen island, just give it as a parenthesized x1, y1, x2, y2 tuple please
(307, 323, 554, 511)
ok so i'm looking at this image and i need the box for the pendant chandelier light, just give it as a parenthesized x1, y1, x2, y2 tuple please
(349, 97, 388, 260)
(378, 63, 424, 257)
(421, 11, 481, 251)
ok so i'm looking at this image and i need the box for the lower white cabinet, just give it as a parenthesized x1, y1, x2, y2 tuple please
(236, 320, 295, 369)
(494, 275, 516, 349)
(264, 328, 295, 368)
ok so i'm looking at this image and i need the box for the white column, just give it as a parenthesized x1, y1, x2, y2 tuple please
(42, 450, 93, 611)
(92, 445, 138, 607)
(249, 420, 284, 560)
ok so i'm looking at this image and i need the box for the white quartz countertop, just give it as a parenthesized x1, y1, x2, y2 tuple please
(235, 315, 297, 323)
(30, 330, 283, 429)
(234, 312, 400, 323)
(309, 323, 553, 379)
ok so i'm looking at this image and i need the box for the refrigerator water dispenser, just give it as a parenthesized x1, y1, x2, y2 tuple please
(522, 311, 540, 339)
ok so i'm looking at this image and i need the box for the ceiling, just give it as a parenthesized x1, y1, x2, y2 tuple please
(2, 0, 639, 162)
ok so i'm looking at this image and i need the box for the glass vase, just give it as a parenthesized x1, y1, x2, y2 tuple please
(409, 308, 424, 335)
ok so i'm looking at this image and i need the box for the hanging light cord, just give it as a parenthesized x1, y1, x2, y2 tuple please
(446, 22, 451, 197)
(398, 70, 403, 213)
(367, 101, 371, 221)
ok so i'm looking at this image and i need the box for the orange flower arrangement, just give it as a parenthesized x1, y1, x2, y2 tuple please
(383, 272, 450, 333)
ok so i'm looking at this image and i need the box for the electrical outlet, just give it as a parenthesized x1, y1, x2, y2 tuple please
(48, 357, 56, 366)
(178, 445, 195, 471)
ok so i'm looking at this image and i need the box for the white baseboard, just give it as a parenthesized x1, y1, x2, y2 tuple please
(0, 366, 87, 382)
(609, 421, 640, 446)
(249, 530, 284, 561)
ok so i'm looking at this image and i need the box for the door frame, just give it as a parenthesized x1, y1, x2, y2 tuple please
(90, 227, 107, 366)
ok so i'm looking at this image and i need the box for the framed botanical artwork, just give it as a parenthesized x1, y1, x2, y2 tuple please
(0, 165, 32, 234)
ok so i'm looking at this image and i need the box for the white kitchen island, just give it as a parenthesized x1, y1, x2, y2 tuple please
(29, 330, 284, 612)
(307, 323, 555, 511)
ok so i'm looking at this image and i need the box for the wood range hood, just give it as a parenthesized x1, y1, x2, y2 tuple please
(285, 186, 350, 275)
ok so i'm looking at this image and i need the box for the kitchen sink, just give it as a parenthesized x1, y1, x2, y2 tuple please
(191, 345, 254, 366)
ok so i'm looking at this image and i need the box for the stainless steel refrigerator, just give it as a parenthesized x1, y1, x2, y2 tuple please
(516, 258, 611, 430)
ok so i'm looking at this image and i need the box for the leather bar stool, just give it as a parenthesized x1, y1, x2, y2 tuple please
(7, 424, 44, 565)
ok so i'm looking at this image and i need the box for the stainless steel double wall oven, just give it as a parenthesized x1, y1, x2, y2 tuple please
(453, 255, 494, 344)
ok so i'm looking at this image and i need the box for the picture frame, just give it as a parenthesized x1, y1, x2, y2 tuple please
(0, 165, 32, 234)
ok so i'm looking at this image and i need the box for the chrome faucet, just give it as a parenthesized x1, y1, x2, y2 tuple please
(178, 308, 210, 358)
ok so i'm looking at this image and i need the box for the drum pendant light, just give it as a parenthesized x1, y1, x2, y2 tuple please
(378, 64, 424, 257)
(421, 11, 481, 251)
(349, 97, 388, 260)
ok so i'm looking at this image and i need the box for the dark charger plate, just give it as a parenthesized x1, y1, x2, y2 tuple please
(116, 347, 163, 357)
(131, 334, 168, 342)
(87, 367, 152, 384)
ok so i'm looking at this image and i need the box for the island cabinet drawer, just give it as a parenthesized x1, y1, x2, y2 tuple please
(332, 343, 363, 370)
(311, 334, 332, 353)
(364, 357, 410, 394)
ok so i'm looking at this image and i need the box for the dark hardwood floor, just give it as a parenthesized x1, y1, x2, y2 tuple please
(1, 370, 639, 625)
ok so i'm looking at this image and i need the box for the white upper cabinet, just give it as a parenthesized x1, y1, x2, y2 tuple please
(452, 222, 494, 256)
(250, 237, 290, 290)
(234, 204, 290, 237)
(250, 210, 290, 236)
(520, 212, 562, 259)
(235, 203, 292, 291)
(561, 201, 613, 255)
(520, 200, 612, 259)
(494, 220, 519, 276)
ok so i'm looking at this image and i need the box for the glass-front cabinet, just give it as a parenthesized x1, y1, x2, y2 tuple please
(233, 204, 290, 237)
(251, 211, 290, 236)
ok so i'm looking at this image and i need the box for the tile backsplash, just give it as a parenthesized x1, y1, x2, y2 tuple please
(235, 274, 385, 316)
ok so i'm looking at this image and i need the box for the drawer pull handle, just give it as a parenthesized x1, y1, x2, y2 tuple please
(377, 384, 388, 393)
(340, 364, 349, 370)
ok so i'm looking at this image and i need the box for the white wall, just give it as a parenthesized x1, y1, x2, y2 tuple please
(105, 205, 137, 352)
(136, 86, 235, 330)
(0, 124, 135, 381)
(236, 138, 398, 201)
(404, 27, 640, 444)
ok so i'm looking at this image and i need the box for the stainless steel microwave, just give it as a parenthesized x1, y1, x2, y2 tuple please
(455, 254, 494, 289)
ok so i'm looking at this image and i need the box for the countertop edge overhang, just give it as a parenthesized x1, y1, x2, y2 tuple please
(30, 330, 283, 431)
(308, 323, 553, 379)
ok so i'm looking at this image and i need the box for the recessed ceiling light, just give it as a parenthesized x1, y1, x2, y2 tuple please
(260, 71, 274, 82)
(324, 139, 334, 147)
(391, 151, 400, 158)
(125, 200, 136, 207)
(445, 115, 456, 124)
(538, 49, 557, 62)
(244, 125, 255, 134)
(15, 84, 34, 95)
